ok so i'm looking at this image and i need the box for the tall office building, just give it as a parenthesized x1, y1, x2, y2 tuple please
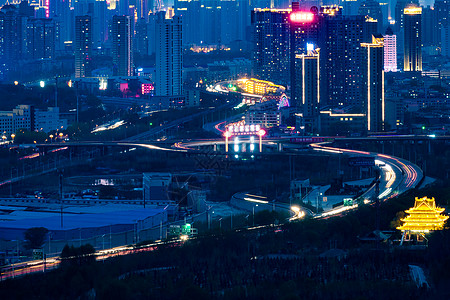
(74, 15, 92, 78)
(435, 0, 450, 32)
(289, 5, 319, 108)
(74, 0, 108, 49)
(421, 6, 439, 47)
(156, 12, 183, 96)
(251, 8, 291, 85)
(361, 35, 384, 132)
(27, 18, 56, 59)
(383, 27, 397, 72)
(175, 0, 248, 46)
(394, 0, 418, 31)
(135, 18, 149, 55)
(403, 5, 422, 72)
(112, 15, 133, 76)
(0, 4, 28, 78)
(358, 0, 383, 33)
(442, 25, 450, 57)
(319, 10, 372, 108)
(294, 48, 320, 133)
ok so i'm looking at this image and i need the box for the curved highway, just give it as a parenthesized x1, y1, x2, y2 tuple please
(176, 137, 423, 218)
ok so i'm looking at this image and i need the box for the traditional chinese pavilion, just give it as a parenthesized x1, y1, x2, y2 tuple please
(397, 196, 448, 233)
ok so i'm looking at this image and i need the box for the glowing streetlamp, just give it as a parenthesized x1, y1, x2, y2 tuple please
(224, 130, 232, 152)
(49, 134, 54, 143)
(39, 81, 45, 88)
(257, 129, 266, 152)
(11, 133, 15, 143)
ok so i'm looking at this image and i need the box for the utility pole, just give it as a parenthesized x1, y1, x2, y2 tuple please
(59, 170, 64, 228)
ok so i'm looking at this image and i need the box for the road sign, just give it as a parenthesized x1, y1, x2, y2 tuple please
(33, 248, 43, 260)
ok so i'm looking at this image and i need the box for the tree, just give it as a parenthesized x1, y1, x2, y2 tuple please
(24, 227, 48, 249)
(60, 244, 96, 267)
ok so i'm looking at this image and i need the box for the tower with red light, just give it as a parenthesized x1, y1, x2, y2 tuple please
(289, 4, 320, 109)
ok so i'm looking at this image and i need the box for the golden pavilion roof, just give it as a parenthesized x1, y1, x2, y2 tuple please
(397, 197, 448, 232)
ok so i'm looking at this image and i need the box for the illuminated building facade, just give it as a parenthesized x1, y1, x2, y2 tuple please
(319, 11, 373, 108)
(403, 6, 422, 72)
(383, 27, 397, 72)
(238, 78, 285, 95)
(289, 5, 319, 108)
(397, 196, 448, 232)
(294, 48, 320, 133)
(112, 15, 133, 76)
(361, 35, 384, 132)
(251, 8, 291, 85)
(156, 12, 183, 96)
(394, 0, 419, 32)
(75, 15, 92, 78)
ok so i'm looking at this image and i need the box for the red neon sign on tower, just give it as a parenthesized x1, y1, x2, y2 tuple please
(290, 12, 314, 23)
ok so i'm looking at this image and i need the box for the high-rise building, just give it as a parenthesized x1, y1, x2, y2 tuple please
(358, 0, 383, 33)
(135, 18, 148, 55)
(421, 6, 439, 47)
(383, 27, 397, 72)
(435, 0, 450, 32)
(74, 0, 108, 49)
(174, 0, 248, 46)
(289, 6, 319, 108)
(75, 15, 92, 78)
(394, 0, 418, 32)
(361, 35, 384, 132)
(294, 48, 320, 133)
(319, 11, 371, 108)
(441, 25, 450, 57)
(0, 4, 28, 78)
(156, 12, 183, 96)
(403, 5, 422, 72)
(251, 8, 291, 85)
(26, 18, 56, 59)
(112, 15, 133, 76)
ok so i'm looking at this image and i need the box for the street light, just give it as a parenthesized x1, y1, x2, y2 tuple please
(11, 133, 15, 143)
(252, 204, 258, 226)
(49, 134, 53, 143)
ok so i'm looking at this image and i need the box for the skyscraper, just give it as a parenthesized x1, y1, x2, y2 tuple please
(251, 8, 291, 85)
(289, 5, 319, 108)
(112, 15, 133, 76)
(27, 18, 56, 60)
(294, 48, 320, 133)
(421, 6, 439, 47)
(358, 0, 383, 33)
(0, 4, 28, 78)
(75, 15, 92, 78)
(361, 35, 384, 132)
(319, 11, 369, 108)
(383, 27, 397, 72)
(156, 12, 183, 96)
(135, 18, 149, 55)
(403, 5, 422, 72)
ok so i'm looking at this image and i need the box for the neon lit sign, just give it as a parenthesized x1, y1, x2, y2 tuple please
(290, 12, 314, 23)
